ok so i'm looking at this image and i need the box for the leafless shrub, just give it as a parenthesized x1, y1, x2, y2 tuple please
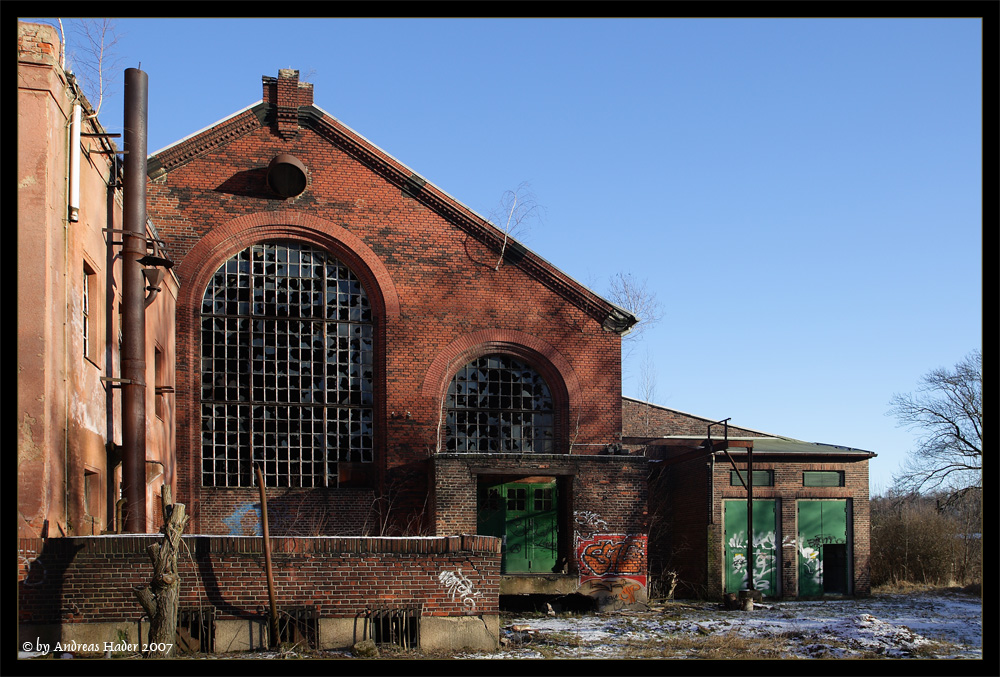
(870, 490, 981, 588)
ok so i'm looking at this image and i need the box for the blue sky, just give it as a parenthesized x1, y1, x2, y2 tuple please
(32, 18, 983, 492)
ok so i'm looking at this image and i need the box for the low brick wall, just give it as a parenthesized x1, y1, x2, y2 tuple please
(18, 534, 501, 652)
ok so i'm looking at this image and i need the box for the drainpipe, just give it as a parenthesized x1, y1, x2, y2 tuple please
(121, 67, 148, 533)
(69, 103, 81, 222)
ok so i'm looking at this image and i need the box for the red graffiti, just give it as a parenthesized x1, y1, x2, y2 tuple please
(576, 534, 647, 586)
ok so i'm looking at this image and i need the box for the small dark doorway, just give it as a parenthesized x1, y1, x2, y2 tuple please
(822, 544, 849, 595)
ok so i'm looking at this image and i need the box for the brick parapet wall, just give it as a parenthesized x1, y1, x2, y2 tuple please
(18, 535, 501, 625)
(622, 398, 771, 439)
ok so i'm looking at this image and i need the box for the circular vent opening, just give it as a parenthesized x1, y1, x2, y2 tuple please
(267, 154, 308, 198)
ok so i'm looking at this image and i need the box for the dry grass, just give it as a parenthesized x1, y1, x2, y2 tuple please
(872, 581, 981, 596)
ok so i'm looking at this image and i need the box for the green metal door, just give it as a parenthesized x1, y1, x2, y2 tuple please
(723, 500, 778, 596)
(797, 500, 848, 596)
(478, 481, 557, 574)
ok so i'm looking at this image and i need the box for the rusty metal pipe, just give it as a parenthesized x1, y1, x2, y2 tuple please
(256, 464, 279, 647)
(121, 67, 148, 532)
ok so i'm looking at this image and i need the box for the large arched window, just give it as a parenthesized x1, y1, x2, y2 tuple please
(200, 241, 373, 487)
(445, 354, 554, 453)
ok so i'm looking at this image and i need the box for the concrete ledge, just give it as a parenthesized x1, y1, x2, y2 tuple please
(500, 574, 580, 596)
(419, 615, 499, 652)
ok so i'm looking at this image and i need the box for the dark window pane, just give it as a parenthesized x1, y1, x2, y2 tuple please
(445, 354, 554, 454)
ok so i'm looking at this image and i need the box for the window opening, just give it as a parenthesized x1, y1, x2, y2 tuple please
(200, 242, 374, 488)
(445, 354, 554, 453)
(361, 605, 421, 649)
(83, 469, 100, 534)
(730, 470, 773, 487)
(83, 263, 98, 359)
(277, 606, 319, 649)
(154, 346, 164, 419)
(803, 471, 844, 487)
(176, 606, 216, 654)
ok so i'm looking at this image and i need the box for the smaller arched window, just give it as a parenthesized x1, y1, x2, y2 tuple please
(445, 354, 554, 453)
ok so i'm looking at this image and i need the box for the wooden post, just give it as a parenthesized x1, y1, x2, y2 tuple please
(133, 486, 188, 657)
(256, 464, 280, 648)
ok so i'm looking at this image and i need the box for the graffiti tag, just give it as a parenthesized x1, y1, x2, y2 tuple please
(576, 534, 647, 586)
(588, 578, 642, 604)
(728, 530, 778, 591)
(573, 510, 608, 533)
(437, 569, 481, 610)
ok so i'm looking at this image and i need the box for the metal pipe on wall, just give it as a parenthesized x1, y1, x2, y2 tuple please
(121, 67, 148, 533)
(69, 103, 81, 222)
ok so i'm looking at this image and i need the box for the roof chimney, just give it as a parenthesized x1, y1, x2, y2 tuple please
(262, 69, 313, 140)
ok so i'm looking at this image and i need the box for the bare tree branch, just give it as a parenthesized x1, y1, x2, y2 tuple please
(607, 272, 663, 370)
(68, 19, 124, 117)
(487, 182, 542, 270)
(887, 349, 982, 501)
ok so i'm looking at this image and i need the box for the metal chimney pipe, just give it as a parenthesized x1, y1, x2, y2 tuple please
(121, 67, 148, 533)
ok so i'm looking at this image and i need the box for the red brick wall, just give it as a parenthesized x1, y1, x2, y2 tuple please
(18, 535, 500, 625)
(148, 74, 625, 535)
(647, 451, 711, 597)
(622, 398, 771, 439)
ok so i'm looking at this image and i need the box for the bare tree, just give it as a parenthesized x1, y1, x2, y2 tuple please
(133, 486, 188, 658)
(487, 182, 542, 270)
(607, 272, 663, 380)
(636, 348, 658, 434)
(887, 349, 982, 505)
(607, 272, 662, 342)
(67, 19, 123, 117)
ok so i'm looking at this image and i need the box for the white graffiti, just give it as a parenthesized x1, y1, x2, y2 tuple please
(784, 536, 823, 585)
(437, 569, 481, 610)
(728, 530, 777, 591)
(573, 510, 608, 532)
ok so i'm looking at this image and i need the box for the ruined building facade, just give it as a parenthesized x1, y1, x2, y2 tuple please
(18, 20, 874, 655)
(17, 22, 179, 540)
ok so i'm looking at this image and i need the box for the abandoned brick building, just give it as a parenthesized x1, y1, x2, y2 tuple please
(18, 21, 874, 654)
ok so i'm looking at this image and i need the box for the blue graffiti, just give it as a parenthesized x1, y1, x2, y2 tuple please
(222, 502, 261, 536)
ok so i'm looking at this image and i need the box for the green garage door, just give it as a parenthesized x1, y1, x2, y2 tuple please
(723, 500, 778, 596)
(477, 480, 558, 574)
(797, 500, 849, 596)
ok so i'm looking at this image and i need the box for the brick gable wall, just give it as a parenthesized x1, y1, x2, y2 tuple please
(147, 76, 625, 535)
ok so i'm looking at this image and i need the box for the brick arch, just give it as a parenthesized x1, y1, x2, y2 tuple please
(175, 210, 399, 319)
(421, 329, 582, 454)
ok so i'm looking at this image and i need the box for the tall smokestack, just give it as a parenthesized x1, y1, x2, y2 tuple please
(122, 67, 148, 532)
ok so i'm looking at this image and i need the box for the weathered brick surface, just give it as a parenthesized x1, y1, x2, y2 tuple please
(622, 397, 772, 439)
(18, 535, 501, 625)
